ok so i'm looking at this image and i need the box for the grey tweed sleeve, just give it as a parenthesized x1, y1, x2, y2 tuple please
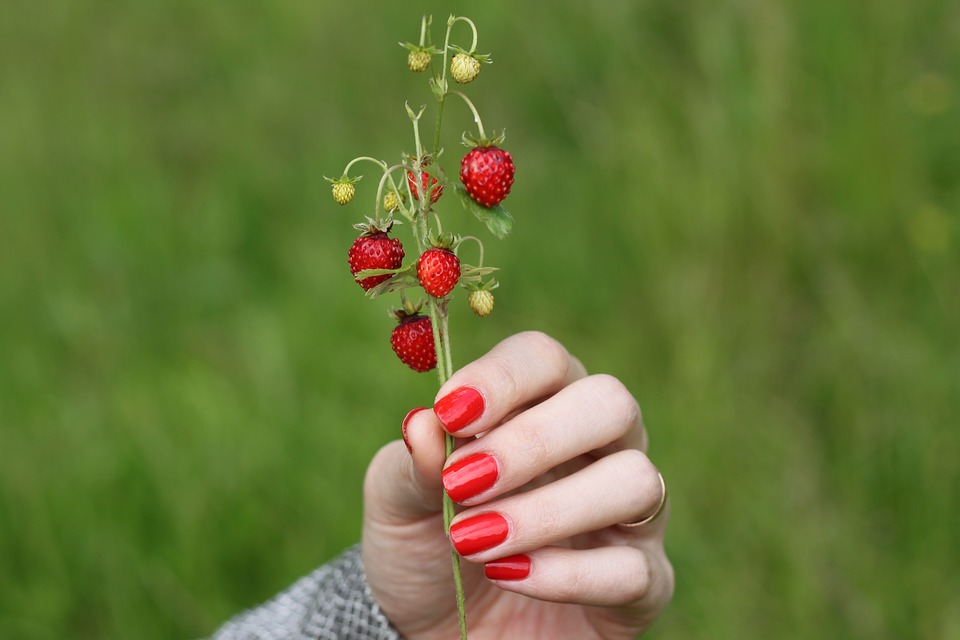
(209, 544, 402, 640)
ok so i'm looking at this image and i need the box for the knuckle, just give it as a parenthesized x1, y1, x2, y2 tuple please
(534, 494, 566, 539)
(487, 353, 523, 404)
(623, 549, 652, 602)
(586, 374, 642, 427)
(614, 448, 657, 495)
(516, 420, 557, 468)
(518, 330, 572, 376)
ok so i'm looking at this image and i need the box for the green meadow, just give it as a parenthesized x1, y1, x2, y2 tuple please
(1, 1, 957, 638)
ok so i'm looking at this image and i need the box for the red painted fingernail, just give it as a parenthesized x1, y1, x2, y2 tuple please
(443, 453, 499, 503)
(484, 554, 531, 581)
(401, 407, 428, 454)
(450, 512, 509, 556)
(434, 386, 485, 433)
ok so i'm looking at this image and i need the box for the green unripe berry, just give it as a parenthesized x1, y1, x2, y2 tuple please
(468, 290, 495, 317)
(408, 49, 431, 73)
(332, 181, 356, 205)
(451, 52, 481, 84)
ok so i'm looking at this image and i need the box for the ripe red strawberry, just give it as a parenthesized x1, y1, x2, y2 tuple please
(347, 231, 404, 290)
(417, 247, 461, 298)
(460, 146, 515, 208)
(391, 313, 436, 372)
(407, 169, 443, 204)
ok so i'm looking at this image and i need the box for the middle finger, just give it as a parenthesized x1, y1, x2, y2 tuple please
(441, 374, 646, 505)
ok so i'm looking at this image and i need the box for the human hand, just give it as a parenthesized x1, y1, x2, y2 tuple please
(362, 331, 673, 639)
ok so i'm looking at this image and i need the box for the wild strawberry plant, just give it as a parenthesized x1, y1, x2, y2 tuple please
(327, 15, 515, 639)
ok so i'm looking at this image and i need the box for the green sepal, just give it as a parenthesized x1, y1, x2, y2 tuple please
(363, 265, 418, 300)
(448, 45, 493, 64)
(405, 102, 426, 122)
(325, 174, 362, 184)
(399, 42, 443, 54)
(456, 186, 513, 239)
(429, 75, 448, 101)
(459, 264, 500, 285)
(461, 130, 506, 149)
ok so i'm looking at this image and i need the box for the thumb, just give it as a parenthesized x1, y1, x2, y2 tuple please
(363, 407, 447, 524)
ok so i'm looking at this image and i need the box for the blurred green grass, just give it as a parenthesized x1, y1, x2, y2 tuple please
(1, 1, 958, 638)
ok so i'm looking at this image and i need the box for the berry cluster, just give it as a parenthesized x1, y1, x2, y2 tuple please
(330, 15, 513, 374)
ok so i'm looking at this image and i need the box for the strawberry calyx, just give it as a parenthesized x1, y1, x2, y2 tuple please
(352, 216, 400, 235)
(447, 44, 492, 65)
(461, 130, 506, 150)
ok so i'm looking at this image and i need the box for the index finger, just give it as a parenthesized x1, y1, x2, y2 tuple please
(433, 331, 587, 437)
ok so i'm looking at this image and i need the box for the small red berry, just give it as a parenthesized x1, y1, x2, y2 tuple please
(391, 314, 437, 372)
(407, 169, 443, 204)
(417, 248, 461, 298)
(347, 231, 405, 290)
(460, 146, 515, 208)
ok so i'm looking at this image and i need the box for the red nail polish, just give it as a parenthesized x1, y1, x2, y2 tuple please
(443, 453, 499, 503)
(401, 407, 428, 454)
(434, 386, 484, 433)
(450, 512, 509, 556)
(484, 554, 531, 581)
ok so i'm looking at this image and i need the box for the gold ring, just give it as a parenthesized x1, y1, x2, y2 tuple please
(618, 472, 667, 528)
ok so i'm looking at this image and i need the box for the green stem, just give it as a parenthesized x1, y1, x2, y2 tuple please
(343, 156, 387, 176)
(448, 15, 479, 53)
(373, 165, 407, 224)
(456, 235, 485, 268)
(413, 44, 468, 639)
(433, 96, 446, 158)
(429, 301, 465, 640)
(447, 91, 487, 141)
(418, 15, 429, 47)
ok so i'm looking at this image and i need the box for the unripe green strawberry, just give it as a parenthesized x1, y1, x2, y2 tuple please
(391, 313, 436, 372)
(451, 52, 481, 84)
(332, 181, 356, 205)
(468, 289, 495, 317)
(408, 49, 432, 73)
(383, 189, 404, 213)
(417, 247, 461, 298)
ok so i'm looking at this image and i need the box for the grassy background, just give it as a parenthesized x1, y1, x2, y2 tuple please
(1, 1, 958, 638)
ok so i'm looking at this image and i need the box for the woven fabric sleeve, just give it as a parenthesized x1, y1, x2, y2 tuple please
(209, 544, 402, 640)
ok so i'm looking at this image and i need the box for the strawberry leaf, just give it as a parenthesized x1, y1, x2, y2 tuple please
(456, 187, 513, 239)
(365, 273, 417, 300)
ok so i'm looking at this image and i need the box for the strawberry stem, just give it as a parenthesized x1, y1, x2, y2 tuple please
(455, 235, 485, 268)
(413, 21, 470, 638)
(447, 15, 478, 54)
(343, 156, 387, 176)
(373, 164, 407, 223)
(418, 15, 429, 48)
(447, 91, 487, 141)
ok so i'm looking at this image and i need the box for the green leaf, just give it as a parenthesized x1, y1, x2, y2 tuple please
(456, 187, 513, 239)
(365, 273, 417, 300)
(354, 268, 402, 279)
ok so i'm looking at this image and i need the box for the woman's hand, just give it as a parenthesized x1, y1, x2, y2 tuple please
(362, 331, 673, 639)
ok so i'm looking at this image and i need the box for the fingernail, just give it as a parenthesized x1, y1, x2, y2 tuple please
(450, 512, 509, 556)
(484, 554, 531, 581)
(434, 386, 485, 433)
(442, 453, 499, 503)
(401, 407, 428, 454)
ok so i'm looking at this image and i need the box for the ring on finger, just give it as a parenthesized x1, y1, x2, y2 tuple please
(618, 471, 667, 528)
